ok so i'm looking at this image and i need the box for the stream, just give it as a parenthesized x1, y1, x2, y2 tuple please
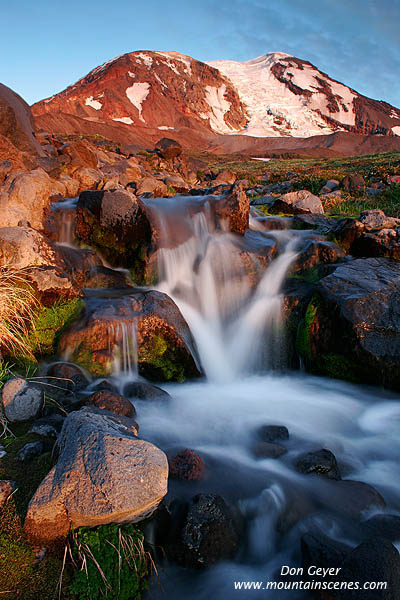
(50, 195, 400, 599)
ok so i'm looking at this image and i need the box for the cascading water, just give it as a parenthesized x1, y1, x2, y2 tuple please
(147, 197, 298, 381)
(110, 320, 138, 380)
(51, 197, 78, 246)
(125, 196, 400, 600)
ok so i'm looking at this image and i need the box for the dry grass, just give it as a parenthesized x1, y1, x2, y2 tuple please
(0, 267, 38, 359)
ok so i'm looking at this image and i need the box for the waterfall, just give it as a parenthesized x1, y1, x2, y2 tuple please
(145, 197, 298, 382)
(110, 321, 138, 380)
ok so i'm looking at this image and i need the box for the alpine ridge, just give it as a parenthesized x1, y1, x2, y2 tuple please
(32, 50, 400, 156)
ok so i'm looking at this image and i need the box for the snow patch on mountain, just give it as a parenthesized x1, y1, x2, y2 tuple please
(85, 96, 102, 110)
(113, 117, 134, 124)
(199, 85, 239, 134)
(207, 52, 357, 137)
(125, 82, 150, 122)
(392, 126, 400, 136)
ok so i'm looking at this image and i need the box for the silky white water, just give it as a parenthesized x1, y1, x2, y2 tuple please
(130, 197, 400, 599)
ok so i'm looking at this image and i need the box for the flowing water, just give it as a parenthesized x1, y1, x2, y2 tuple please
(56, 195, 400, 598)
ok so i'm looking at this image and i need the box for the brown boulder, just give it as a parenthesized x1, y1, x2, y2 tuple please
(136, 176, 168, 197)
(155, 138, 183, 160)
(71, 166, 103, 193)
(0, 83, 43, 155)
(59, 140, 98, 170)
(0, 226, 64, 269)
(214, 169, 236, 185)
(211, 181, 249, 234)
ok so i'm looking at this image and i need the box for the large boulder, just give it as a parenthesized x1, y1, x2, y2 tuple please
(0, 168, 55, 229)
(60, 290, 200, 381)
(24, 407, 168, 546)
(71, 166, 103, 193)
(0, 226, 64, 268)
(0, 83, 44, 156)
(270, 190, 324, 215)
(297, 258, 400, 389)
(136, 176, 168, 198)
(101, 158, 141, 187)
(59, 140, 98, 170)
(155, 138, 182, 160)
(75, 188, 152, 279)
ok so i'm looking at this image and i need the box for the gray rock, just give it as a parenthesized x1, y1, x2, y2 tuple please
(359, 209, 400, 231)
(250, 194, 274, 206)
(18, 441, 44, 461)
(1, 377, 44, 422)
(24, 407, 168, 545)
(28, 423, 58, 438)
(319, 179, 340, 194)
(270, 190, 324, 215)
(257, 424, 289, 443)
(295, 448, 341, 480)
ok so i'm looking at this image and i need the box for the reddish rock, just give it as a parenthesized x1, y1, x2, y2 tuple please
(0, 83, 44, 155)
(214, 169, 236, 185)
(87, 390, 135, 418)
(341, 173, 365, 193)
(155, 138, 182, 160)
(168, 449, 206, 481)
(59, 140, 98, 170)
(211, 181, 249, 234)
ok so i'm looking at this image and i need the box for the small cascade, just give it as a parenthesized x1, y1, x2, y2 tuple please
(109, 320, 138, 380)
(51, 198, 78, 246)
(144, 197, 299, 382)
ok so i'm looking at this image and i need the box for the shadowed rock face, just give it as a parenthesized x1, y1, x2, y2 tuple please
(0, 83, 44, 155)
(24, 407, 168, 546)
(60, 290, 201, 381)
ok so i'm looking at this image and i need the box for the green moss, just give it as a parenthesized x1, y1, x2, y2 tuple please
(69, 523, 150, 600)
(69, 342, 111, 377)
(25, 298, 83, 357)
(0, 422, 56, 515)
(288, 266, 321, 284)
(296, 294, 321, 360)
(166, 185, 177, 195)
(317, 353, 359, 383)
(139, 333, 186, 382)
(0, 501, 68, 599)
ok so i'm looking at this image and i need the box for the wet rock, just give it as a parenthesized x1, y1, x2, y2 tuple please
(87, 390, 135, 418)
(252, 442, 287, 459)
(0, 168, 55, 229)
(295, 449, 341, 480)
(24, 407, 168, 546)
(213, 169, 236, 185)
(341, 173, 365, 193)
(292, 214, 337, 234)
(28, 422, 59, 438)
(269, 190, 324, 215)
(1, 378, 44, 422)
(301, 532, 351, 573)
(277, 489, 316, 535)
(304, 258, 400, 389)
(336, 537, 400, 599)
(123, 381, 171, 401)
(167, 494, 240, 568)
(47, 362, 89, 392)
(250, 194, 275, 207)
(361, 514, 400, 542)
(292, 239, 345, 274)
(168, 449, 206, 481)
(75, 188, 152, 275)
(257, 424, 289, 443)
(0, 480, 16, 508)
(60, 290, 200, 381)
(18, 441, 44, 461)
(211, 181, 249, 234)
(252, 215, 290, 230)
(322, 480, 386, 520)
(155, 138, 182, 160)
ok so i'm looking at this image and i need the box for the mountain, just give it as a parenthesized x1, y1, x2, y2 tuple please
(32, 50, 400, 156)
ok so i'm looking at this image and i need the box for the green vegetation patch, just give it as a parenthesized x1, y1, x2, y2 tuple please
(139, 332, 186, 382)
(69, 523, 151, 600)
(28, 298, 84, 356)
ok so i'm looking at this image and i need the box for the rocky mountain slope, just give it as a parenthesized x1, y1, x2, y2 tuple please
(32, 50, 400, 156)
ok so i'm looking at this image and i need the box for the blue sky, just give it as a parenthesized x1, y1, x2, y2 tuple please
(1, 0, 399, 107)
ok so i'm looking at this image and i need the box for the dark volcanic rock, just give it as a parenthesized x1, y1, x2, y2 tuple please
(298, 258, 400, 389)
(252, 441, 287, 459)
(301, 532, 351, 573)
(167, 494, 240, 568)
(123, 381, 171, 401)
(336, 537, 400, 599)
(361, 514, 400, 542)
(292, 239, 345, 274)
(341, 173, 365, 193)
(269, 190, 324, 215)
(257, 424, 289, 443)
(294, 448, 341, 480)
(321, 480, 386, 520)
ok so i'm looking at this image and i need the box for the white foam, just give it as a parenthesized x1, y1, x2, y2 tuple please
(125, 82, 150, 122)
